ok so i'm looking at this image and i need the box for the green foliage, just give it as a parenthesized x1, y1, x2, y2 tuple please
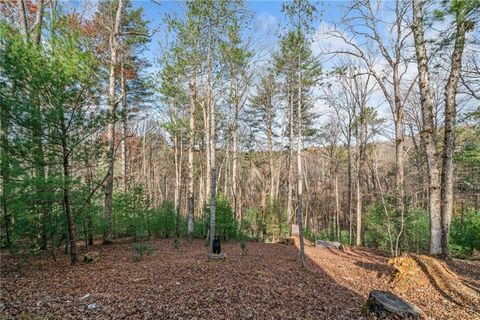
(364, 203, 429, 254)
(241, 201, 288, 242)
(402, 208, 430, 253)
(151, 201, 178, 239)
(450, 210, 480, 258)
(241, 207, 264, 240)
(303, 228, 316, 243)
(315, 226, 348, 244)
(113, 186, 151, 240)
(205, 194, 237, 240)
(264, 201, 289, 241)
(0, 17, 100, 253)
(364, 203, 391, 250)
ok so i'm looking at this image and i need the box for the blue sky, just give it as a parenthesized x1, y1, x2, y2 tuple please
(131, 0, 349, 71)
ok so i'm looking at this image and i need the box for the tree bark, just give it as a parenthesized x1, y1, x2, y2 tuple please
(187, 70, 196, 239)
(441, 19, 468, 259)
(287, 85, 294, 226)
(297, 54, 306, 268)
(334, 173, 340, 241)
(17, 0, 29, 43)
(207, 22, 216, 250)
(103, 0, 123, 244)
(268, 110, 275, 205)
(0, 90, 11, 250)
(412, 0, 442, 255)
(356, 165, 362, 246)
(61, 121, 78, 264)
(33, 0, 45, 45)
(231, 64, 240, 220)
(347, 132, 353, 245)
(120, 62, 128, 193)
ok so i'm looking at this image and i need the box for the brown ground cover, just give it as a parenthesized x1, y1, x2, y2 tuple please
(1, 239, 479, 319)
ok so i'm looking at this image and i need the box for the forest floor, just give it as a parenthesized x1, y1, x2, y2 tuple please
(1, 239, 479, 319)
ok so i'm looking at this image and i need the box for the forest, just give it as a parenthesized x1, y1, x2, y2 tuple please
(1, 0, 479, 319)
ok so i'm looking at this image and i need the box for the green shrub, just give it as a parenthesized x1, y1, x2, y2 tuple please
(364, 202, 429, 254)
(112, 185, 150, 240)
(241, 207, 263, 240)
(205, 194, 237, 240)
(403, 208, 429, 253)
(151, 201, 177, 238)
(450, 209, 480, 258)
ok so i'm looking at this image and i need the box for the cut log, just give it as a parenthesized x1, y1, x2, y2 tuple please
(278, 237, 295, 245)
(315, 240, 344, 250)
(208, 253, 226, 260)
(367, 290, 425, 319)
(83, 251, 100, 263)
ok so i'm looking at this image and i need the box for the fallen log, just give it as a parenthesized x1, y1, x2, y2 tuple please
(315, 240, 344, 250)
(367, 290, 425, 319)
(208, 253, 226, 260)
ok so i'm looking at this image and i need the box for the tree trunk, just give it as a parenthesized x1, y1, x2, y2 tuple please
(297, 55, 306, 268)
(441, 19, 467, 259)
(33, 0, 45, 45)
(335, 173, 340, 241)
(347, 135, 353, 245)
(61, 127, 78, 265)
(231, 66, 240, 220)
(120, 62, 128, 193)
(203, 100, 211, 203)
(355, 114, 364, 246)
(268, 117, 275, 205)
(103, 0, 123, 244)
(207, 26, 216, 250)
(287, 86, 294, 226)
(393, 67, 406, 230)
(187, 70, 196, 239)
(17, 0, 29, 43)
(173, 105, 180, 214)
(412, 0, 442, 255)
(0, 94, 11, 250)
(356, 166, 362, 246)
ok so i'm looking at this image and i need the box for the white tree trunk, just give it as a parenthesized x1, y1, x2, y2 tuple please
(187, 71, 196, 239)
(412, 0, 442, 255)
(103, 0, 123, 244)
(287, 86, 294, 226)
(441, 19, 467, 258)
(297, 55, 306, 268)
(120, 62, 128, 193)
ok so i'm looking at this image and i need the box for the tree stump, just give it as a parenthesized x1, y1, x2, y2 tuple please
(208, 253, 226, 260)
(83, 251, 100, 263)
(367, 290, 425, 319)
(315, 240, 344, 250)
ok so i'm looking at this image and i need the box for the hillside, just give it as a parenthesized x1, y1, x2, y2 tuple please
(1, 240, 479, 319)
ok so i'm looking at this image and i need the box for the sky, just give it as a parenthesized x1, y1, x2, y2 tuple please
(131, 0, 350, 69)
(125, 0, 398, 141)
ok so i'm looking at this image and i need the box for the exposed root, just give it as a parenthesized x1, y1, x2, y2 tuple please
(389, 254, 480, 313)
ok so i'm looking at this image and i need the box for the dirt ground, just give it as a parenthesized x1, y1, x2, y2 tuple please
(1, 239, 479, 319)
